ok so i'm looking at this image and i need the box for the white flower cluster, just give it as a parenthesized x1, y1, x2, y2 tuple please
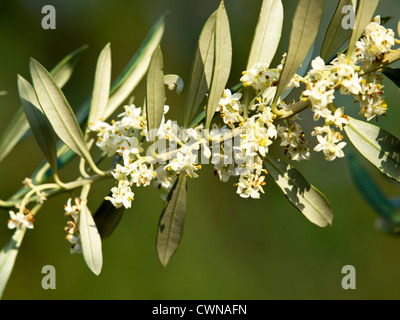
(8, 210, 34, 230)
(64, 198, 85, 254)
(355, 16, 395, 63)
(300, 16, 395, 160)
(212, 85, 276, 199)
(87, 15, 396, 208)
(277, 120, 310, 161)
(91, 104, 210, 208)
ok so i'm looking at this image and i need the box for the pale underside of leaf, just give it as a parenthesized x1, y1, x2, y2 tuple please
(88, 43, 112, 126)
(29, 58, 92, 162)
(247, 0, 283, 69)
(157, 174, 187, 268)
(33, 15, 166, 184)
(0, 46, 87, 164)
(164, 74, 184, 95)
(346, 0, 380, 58)
(184, 11, 216, 127)
(18, 75, 58, 173)
(1, 17, 165, 200)
(104, 14, 166, 120)
(264, 155, 333, 227)
(272, 0, 323, 108)
(320, 0, 354, 62)
(205, 1, 232, 129)
(146, 46, 165, 142)
(0, 228, 26, 299)
(344, 116, 400, 183)
(79, 205, 103, 275)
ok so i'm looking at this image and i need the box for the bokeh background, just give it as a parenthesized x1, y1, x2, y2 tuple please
(1, 0, 400, 300)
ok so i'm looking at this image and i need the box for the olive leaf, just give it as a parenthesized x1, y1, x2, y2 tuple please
(0, 228, 26, 299)
(29, 15, 166, 185)
(282, 43, 316, 103)
(264, 155, 333, 227)
(79, 204, 103, 275)
(88, 43, 112, 126)
(146, 46, 165, 142)
(184, 11, 216, 127)
(50, 44, 89, 88)
(164, 74, 184, 95)
(17, 75, 58, 174)
(347, 151, 400, 225)
(0, 45, 87, 164)
(272, 0, 323, 109)
(156, 174, 187, 268)
(382, 67, 400, 88)
(346, 0, 380, 58)
(205, 0, 232, 129)
(0, 109, 30, 164)
(344, 116, 400, 183)
(320, 0, 355, 62)
(246, 0, 283, 69)
(104, 13, 166, 120)
(29, 59, 102, 175)
(93, 195, 125, 239)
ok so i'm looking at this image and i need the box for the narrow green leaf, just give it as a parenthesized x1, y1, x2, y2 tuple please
(382, 67, 400, 87)
(346, 0, 380, 58)
(0, 108, 30, 164)
(282, 44, 316, 102)
(79, 204, 103, 275)
(156, 174, 187, 268)
(50, 44, 89, 89)
(164, 74, 184, 95)
(344, 116, 400, 183)
(347, 152, 400, 224)
(29, 58, 95, 165)
(272, 0, 323, 109)
(104, 13, 166, 120)
(0, 228, 26, 299)
(0, 91, 7, 96)
(264, 155, 333, 227)
(380, 16, 392, 26)
(0, 46, 87, 164)
(93, 195, 125, 239)
(184, 11, 216, 127)
(26, 16, 166, 185)
(88, 43, 112, 126)
(246, 0, 283, 69)
(146, 46, 165, 142)
(205, 1, 232, 129)
(2, 20, 164, 200)
(320, 0, 354, 62)
(17, 75, 58, 174)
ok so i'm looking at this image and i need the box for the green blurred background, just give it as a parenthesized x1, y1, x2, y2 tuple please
(1, 0, 400, 300)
